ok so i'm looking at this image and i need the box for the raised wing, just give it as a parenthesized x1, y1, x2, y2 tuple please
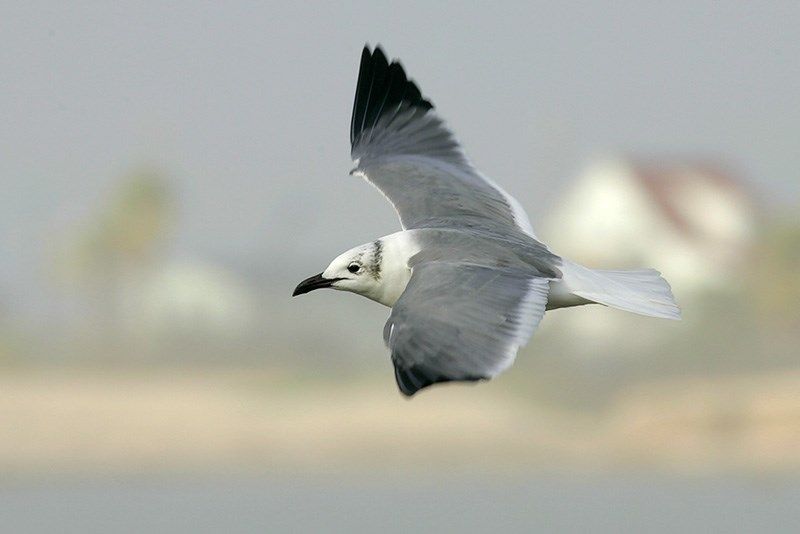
(350, 45, 537, 238)
(384, 262, 550, 396)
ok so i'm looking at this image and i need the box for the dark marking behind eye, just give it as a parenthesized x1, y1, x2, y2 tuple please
(370, 240, 383, 280)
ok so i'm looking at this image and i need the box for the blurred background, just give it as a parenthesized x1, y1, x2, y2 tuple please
(2, 2, 799, 532)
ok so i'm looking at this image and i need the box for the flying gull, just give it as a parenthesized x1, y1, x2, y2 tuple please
(293, 45, 680, 396)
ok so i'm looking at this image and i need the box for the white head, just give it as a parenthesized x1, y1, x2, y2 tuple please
(293, 240, 384, 300)
(292, 238, 411, 307)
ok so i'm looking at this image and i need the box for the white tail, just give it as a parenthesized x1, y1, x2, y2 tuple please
(560, 260, 681, 320)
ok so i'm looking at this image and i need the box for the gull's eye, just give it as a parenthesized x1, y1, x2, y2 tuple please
(347, 263, 361, 274)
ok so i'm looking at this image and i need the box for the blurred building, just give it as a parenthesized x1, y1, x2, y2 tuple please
(545, 157, 757, 298)
(541, 157, 758, 351)
(121, 259, 256, 344)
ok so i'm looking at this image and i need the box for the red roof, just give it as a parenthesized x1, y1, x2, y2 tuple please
(629, 159, 753, 240)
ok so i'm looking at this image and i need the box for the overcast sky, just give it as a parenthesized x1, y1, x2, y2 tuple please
(2, 2, 799, 316)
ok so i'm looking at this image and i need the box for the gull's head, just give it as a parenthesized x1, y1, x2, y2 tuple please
(293, 241, 385, 300)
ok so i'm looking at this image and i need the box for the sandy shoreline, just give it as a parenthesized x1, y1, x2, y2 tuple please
(1, 366, 799, 476)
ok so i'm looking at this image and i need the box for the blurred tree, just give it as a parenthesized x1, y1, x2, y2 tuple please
(88, 167, 173, 266)
(750, 213, 800, 331)
(51, 167, 174, 343)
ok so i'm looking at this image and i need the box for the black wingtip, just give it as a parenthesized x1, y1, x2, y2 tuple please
(394, 363, 485, 397)
(372, 45, 387, 62)
(351, 44, 435, 150)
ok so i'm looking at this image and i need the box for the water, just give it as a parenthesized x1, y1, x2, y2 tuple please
(2, 474, 798, 533)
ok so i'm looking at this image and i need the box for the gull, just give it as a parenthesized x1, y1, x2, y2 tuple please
(293, 45, 680, 397)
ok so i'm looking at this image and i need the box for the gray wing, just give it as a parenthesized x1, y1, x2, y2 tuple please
(350, 45, 537, 238)
(384, 262, 550, 396)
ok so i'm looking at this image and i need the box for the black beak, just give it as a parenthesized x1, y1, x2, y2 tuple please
(292, 273, 340, 296)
